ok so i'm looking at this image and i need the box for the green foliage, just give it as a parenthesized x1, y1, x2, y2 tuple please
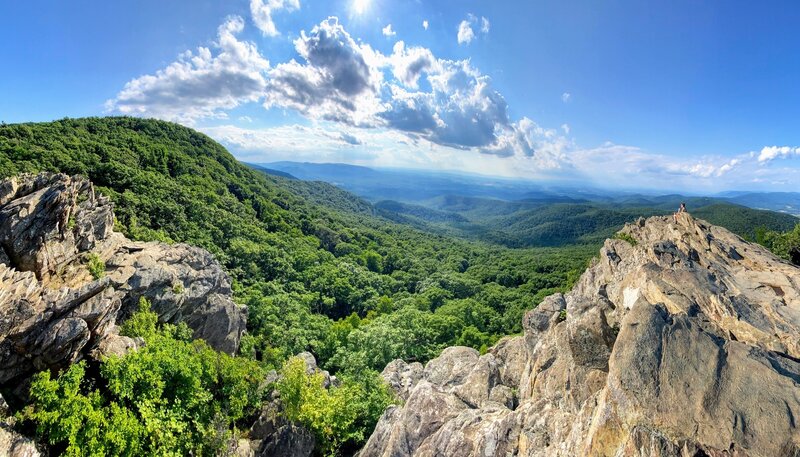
(276, 357, 395, 456)
(758, 223, 800, 263)
(86, 252, 105, 279)
(1, 118, 600, 453)
(19, 299, 265, 456)
(612, 232, 638, 246)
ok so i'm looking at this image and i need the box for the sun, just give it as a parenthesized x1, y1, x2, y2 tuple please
(352, 0, 371, 15)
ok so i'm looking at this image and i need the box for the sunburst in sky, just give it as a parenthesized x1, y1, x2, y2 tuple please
(351, 0, 370, 15)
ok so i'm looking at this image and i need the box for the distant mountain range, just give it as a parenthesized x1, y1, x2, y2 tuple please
(252, 161, 798, 248)
(259, 161, 800, 216)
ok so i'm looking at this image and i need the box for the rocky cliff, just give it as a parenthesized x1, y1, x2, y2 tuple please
(361, 213, 800, 457)
(0, 173, 246, 402)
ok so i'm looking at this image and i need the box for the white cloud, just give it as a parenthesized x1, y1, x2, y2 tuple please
(258, 17, 568, 166)
(715, 158, 741, 176)
(203, 123, 376, 161)
(757, 145, 800, 163)
(239, 115, 254, 123)
(106, 16, 270, 123)
(458, 15, 490, 45)
(457, 20, 474, 45)
(422, 20, 429, 30)
(263, 17, 384, 126)
(250, 0, 300, 36)
(382, 24, 396, 37)
(387, 41, 436, 88)
(108, 13, 798, 191)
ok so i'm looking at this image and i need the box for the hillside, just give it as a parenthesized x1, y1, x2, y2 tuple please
(374, 195, 798, 248)
(3, 118, 799, 456)
(0, 117, 593, 455)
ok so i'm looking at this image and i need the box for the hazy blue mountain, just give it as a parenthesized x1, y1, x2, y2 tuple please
(725, 192, 800, 215)
(260, 161, 588, 202)
(251, 162, 798, 249)
(244, 163, 298, 180)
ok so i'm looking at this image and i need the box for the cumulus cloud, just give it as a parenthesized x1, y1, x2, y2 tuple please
(263, 17, 384, 126)
(202, 123, 379, 163)
(105, 16, 269, 123)
(564, 144, 770, 191)
(250, 0, 300, 36)
(108, 14, 563, 167)
(337, 132, 363, 145)
(457, 20, 474, 45)
(422, 20, 429, 30)
(561, 92, 571, 103)
(458, 15, 489, 45)
(256, 17, 566, 165)
(382, 24, 396, 37)
(561, 124, 570, 134)
(757, 146, 800, 163)
(387, 41, 436, 88)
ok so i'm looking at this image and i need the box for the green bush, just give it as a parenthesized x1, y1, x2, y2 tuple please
(86, 252, 105, 279)
(612, 232, 638, 246)
(18, 298, 265, 456)
(276, 356, 395, 456)
(760, 223, 800, 262)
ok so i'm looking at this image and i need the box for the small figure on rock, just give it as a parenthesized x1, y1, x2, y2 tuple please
(673, 202, 687, 223)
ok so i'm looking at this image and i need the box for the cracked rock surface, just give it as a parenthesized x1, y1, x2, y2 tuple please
(360, 213, 800, 457)
(0, 173, 246, 400)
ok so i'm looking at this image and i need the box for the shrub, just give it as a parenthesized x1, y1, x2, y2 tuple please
(276, 356, 395, 456)
(613, 232, 638, 246)
(86, 252, 105, 279)
(18, 298, 265, 456)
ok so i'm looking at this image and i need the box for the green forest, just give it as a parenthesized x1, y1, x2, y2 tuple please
(1, 117, 798, 456)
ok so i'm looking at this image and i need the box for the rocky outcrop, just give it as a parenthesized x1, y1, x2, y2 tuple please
(0, 173, 246, 399)
(0, 393, 40, 457)
(360, 213, 800, 457)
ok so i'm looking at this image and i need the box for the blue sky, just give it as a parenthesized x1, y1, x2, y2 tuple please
(2, 0, 800, 191)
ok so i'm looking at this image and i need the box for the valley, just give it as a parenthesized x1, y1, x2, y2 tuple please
(1, 118, 799, 456)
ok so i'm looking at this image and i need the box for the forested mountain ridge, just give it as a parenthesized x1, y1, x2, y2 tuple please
(0, 117, 591, 455)
(2, 117, 799, 456)
(345, 194, 798, 249)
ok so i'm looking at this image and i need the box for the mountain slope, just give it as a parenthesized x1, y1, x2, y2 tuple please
(362, 213, 800, 456)
(0, 117, 595, 454)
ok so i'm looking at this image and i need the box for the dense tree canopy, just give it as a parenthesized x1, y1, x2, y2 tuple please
(3, 117, 797, 455)
(0, 117, 593, 454)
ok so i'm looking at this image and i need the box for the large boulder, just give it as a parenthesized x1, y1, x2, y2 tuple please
(0, 173, 246, 396)
(360, 213, 800, 457)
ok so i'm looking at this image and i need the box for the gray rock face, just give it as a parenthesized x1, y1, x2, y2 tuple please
(0, 173, 246, 395)
(360, 213, 800, 457)
(0, 424, 41, 457)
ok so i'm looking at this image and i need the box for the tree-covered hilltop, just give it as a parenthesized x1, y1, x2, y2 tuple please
(373, 196, 800, 248)
(0, 117, 592, 454)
